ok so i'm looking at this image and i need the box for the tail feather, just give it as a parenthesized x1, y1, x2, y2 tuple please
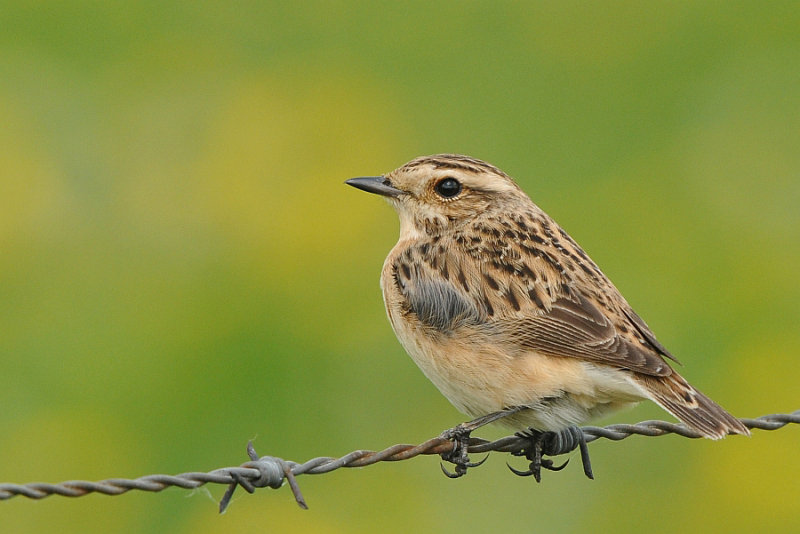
(634, 372, 749, 439)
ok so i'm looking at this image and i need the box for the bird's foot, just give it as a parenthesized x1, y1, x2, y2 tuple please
(438, 407, 527, 478)
(438, 422, 488, 478)
(507, 426, 594, 482)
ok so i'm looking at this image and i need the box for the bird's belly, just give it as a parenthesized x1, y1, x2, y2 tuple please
(390, 315, 643, 431)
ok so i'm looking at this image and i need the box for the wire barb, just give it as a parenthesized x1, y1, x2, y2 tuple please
(0, 410, 796, 510)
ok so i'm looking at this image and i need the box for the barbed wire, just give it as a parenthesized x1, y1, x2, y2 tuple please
(0, 410, 796, 512)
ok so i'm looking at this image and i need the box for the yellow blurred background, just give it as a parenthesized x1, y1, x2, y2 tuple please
(1, 2, 798, 532)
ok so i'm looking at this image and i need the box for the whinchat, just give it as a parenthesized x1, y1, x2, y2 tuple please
(347, 154, 748, 475)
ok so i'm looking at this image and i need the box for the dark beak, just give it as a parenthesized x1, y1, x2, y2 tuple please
(345, 176, 404, 198)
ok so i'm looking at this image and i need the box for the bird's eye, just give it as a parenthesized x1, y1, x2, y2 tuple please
(434, 177, 462, 199)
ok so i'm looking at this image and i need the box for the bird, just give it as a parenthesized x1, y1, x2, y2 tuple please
(346, 154, 749, 479)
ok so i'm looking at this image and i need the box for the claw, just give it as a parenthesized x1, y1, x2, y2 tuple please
(510, 427, 592, 482)
(437, 408, 533, 479)
(438, 422, 475, 477)
(440, 462, 467, 479)
(465, 454, 489, 468)
(546, 458, 569, 472)
(438, 431, 491, 477)
(439, 454, 487, 478)
(507, 457, 569, 480)
(506, 462, 536, 477)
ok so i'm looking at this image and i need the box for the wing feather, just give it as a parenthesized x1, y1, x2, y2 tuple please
(393, 230, 674, 377)
(498, 291, 671, 376)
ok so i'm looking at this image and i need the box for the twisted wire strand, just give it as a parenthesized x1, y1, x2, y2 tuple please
(0, 410, 796, 511)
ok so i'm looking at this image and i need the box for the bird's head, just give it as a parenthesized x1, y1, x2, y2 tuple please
(347, 154, 526, 239)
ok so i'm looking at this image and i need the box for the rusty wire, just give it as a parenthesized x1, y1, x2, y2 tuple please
(0, 410, 796, 512)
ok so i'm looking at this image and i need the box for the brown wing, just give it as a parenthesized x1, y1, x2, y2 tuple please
(455, 210, 680, 377)
(494, 288, 672, 376)
(395, 217, 677, 377)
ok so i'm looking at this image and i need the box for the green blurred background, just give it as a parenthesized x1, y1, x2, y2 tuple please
(2, 1, 798, 532)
